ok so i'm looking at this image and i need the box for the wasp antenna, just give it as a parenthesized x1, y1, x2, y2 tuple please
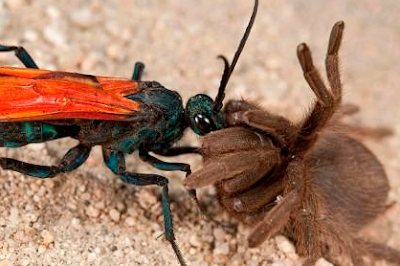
(213, 0, 258, 113)
(214, 55, 230, 112)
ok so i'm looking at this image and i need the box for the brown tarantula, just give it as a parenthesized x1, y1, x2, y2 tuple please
(184, 21, 400, 265)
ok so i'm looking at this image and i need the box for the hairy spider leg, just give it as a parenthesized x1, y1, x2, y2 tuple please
(0, 144, 91, 178)
(102, 147, 187, 266)
(357, 239, 400, 264)
(293, 21, 344, 154)
(0, 44, 39, 68)
(248, 190, 298, 246)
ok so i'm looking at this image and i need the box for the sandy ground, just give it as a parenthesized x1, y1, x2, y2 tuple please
(0, 0, 399, 265)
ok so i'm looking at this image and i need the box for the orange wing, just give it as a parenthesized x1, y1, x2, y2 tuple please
(0, 67, 142, 122)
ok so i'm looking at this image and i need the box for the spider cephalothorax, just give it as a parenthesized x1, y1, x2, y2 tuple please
(185, 21, 400, 265)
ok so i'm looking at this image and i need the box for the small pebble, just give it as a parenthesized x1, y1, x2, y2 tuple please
(86, 205, 100, 218)
(213, 242, 230, 255)
(4, 0, 24, 10)
(44, 180, 55, 189)
(38, 245, 47, 253)
(71, 218, 81, 226)
(29, 183, 40, 193)
(189, 247, 197, 255)
(113, 249, 124, 258)
(106, 44, 122, 60)
(227, 253, 243, 266)
(0, 260, 11, 266)
(87, 251, 97, 262)
(81, 192, 91, 201)
(94, 201, 105, 210)
(271, 260, 286, 266)
(213, 254, 229, 265)
(45, 6, 60, 19)
(23, 30, 39, 42)
(20, 259, 30, 266)
(116, 202, 126, 212)
(70, 8, 93, 28)
(109, 208, 121, 222)
(80, 56, 98, 72)
(24, 228, 36, 238)
(189, 234, 201, 247)
(124, 217, 135, 227)
(316, 258, 334, 266)
(40, 230, 54, 246)
(13, 230, 29, 244)
(26, 212, 39, 223)
(93, 188, 104, 199)
(67, 201, 78, 210)
(275, 235, 296, 254)
(78, 184, 87, 193)
(137, 190, 157, 209)
(43, 26, 66, 47)
(8, 208, 19, 225)
(213, 228, 226, 242)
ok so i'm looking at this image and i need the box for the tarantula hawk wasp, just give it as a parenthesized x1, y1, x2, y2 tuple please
(0, 0, 258, 265)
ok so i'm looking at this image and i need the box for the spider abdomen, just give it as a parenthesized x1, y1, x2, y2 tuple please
(306, 133, 389, 231)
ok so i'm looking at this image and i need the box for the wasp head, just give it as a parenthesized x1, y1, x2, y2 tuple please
(185, 94, 226, 135)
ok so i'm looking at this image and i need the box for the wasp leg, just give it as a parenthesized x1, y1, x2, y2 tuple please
(131, 61, 145, 81)
(0, 44, 39, 68)
(139, 150, 191, 174)
(0, 144, 91, 178)
(139, 150, 232, 230)
(139, 150, 197, 200)
(152, 147, 199, 156)
(122, 174, 186, 266)
(139, 150, 199, 207)
(102, 147, 187, 266)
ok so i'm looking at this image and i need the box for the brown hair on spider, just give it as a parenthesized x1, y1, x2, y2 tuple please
(184, 21, 400, 265)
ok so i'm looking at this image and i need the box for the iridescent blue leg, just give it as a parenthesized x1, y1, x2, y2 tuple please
(140, 150, 214, 223)
(0, 44, 39, 68)
(131, 62, 145, 81)
(143, 149, 236, 232)
(0, 144, 91, 178)
(102, 147, 187, 266)
(152, 147, 199, 156)
(139, 150, 191, 174)
(140, 150, 196, 199)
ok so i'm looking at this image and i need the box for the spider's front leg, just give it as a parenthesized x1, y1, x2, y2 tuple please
(293, 21, 344, 154)
(246, 158, 323, 266)
(224, 99, 260, 116)
(246, 159, 303, 245)
(184, 127, 280, 190)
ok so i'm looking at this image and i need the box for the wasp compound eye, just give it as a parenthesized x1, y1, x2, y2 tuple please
(194, 113, 216, 135)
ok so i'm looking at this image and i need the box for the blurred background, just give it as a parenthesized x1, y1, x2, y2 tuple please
(0, 0, 399, 265)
